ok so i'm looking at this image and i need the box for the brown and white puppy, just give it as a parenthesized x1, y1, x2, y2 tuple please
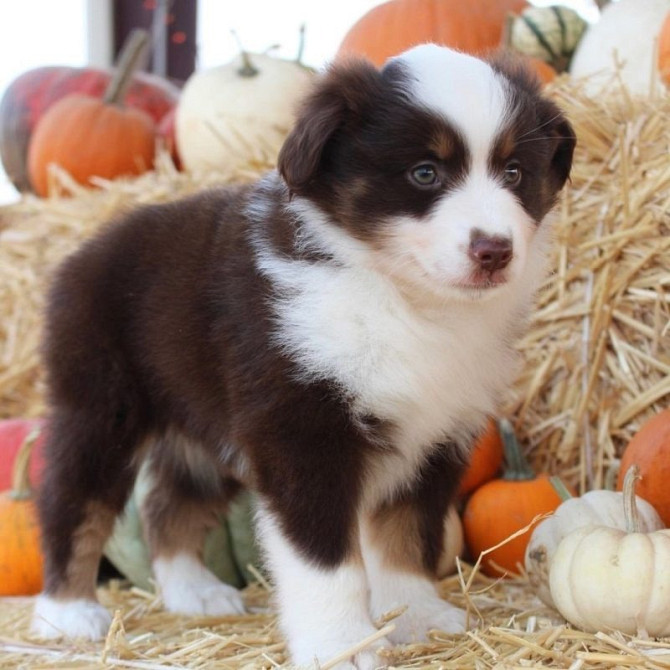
(32, 44, 575, 668)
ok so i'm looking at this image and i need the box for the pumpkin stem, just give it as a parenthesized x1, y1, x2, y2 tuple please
(104, 29, 151, 106)
(499, 418, 535, 481)
(10, 427, 41, 501)
(231, 30, 259, 78)
(296, 23, 306, 64)
(549, 476, 573, 502)
(622, 464, 641, 534)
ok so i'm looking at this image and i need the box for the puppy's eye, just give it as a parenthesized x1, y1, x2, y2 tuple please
(503, 161, 522, 187)
(410, 163, 439, 187)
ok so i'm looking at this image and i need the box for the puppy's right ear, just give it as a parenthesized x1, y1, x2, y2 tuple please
(278, 59, 383, 195)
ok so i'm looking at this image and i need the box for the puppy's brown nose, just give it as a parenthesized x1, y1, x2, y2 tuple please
(469, 235, 513, 273)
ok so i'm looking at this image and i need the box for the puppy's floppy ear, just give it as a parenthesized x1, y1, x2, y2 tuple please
(278, 59, 383, 194)
(547, 114, 576, 191)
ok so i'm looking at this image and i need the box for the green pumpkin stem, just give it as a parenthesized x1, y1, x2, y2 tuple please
(103, 29, 150, 106)
(549, 476, 573, 502)
(499, 418, 535, 481)
(622, 464, 641, 534)
(231, 30, 259, 78)
(10, 427, 41, 501)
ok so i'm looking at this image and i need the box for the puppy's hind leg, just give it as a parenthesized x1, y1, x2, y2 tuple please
(32, 405, 146, 641)
(141, 436, 245, 617)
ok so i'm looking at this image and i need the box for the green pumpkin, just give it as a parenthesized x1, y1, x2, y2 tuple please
(510, 5, 588, 72)
(104, 463, 260, 590)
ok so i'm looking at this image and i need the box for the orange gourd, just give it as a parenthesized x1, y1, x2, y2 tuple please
(0, 427, 44, 595)
(463, 420, 572, 577)
(659, 12, 670, 85)
(459, 418, 504, 497)
(336, 0, 528, 67)
(524, 56, 557, 85)
(28, 30, 156, 197)
(617, 408, 670, 526)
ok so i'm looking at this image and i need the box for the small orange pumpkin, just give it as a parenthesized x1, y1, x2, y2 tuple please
(0, 427, 44, 595)
(523, 56, 558, 85)
(336, 0, 528, 67)
(27, 30, 156, 197)
(458, 418, 504, 497)
(617, 408, 670, 526)
(463, 419, 572, 577)
(659, 12, 670, 85)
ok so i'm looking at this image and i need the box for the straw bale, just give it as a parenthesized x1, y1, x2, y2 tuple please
(506, 80, 670, 491)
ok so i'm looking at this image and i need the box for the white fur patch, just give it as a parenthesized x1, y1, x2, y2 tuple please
(393, 44, 509, 167)
(256, 505, 388, 667)
(153, 554, 244, 616)
(32, 595, 111, 640)
(360, 523, 467, 644)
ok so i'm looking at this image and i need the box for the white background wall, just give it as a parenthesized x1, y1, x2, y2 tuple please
(0, 0, 599, 205)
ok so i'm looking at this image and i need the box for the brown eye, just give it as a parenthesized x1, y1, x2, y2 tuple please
(503, 161, 522, 186)
(410, 163, 439, 187)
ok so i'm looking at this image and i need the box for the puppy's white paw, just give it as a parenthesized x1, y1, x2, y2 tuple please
(389, 599, 467, 643)
(31, 595, 111, 640)
(153, 554, 245, 616)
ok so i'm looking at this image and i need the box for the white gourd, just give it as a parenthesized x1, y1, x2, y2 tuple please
(525, 485, 664, 608)
(176, 52, 314, 174)
(570, 0, 670, 96)
(549, 466, 670, 636)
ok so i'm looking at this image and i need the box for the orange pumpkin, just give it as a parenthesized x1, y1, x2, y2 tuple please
(463, 420, 572, 577)
(27, 29, 156, 197)
(617, 408, 670, 526)
(336, 0, 528, 67)
(524, 56, 557, 85)
(0, 427, 44, 595)
(459, 418, 504, 497)
(659, 12, 670, 85)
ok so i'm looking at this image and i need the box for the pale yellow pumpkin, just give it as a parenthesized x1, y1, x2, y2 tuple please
(526, 483, 664, 608)
(175, 52, 313, 175)
(549, 466, 670, 636)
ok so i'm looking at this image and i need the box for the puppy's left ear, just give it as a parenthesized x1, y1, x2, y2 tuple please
(548, 114, 576, 191)
(278, 59, 383, 195)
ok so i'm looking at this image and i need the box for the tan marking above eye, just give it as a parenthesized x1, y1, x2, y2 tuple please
(429, 131, 453, 159)
(496, 129, 516, 162)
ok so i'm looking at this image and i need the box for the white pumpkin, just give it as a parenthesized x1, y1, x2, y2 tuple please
(570, 0, 670, 96)
(175, 52, 314, 174)
(510, 5, 588, 72)
(526, 487, 664, 608)
(549, 466, 670, 636)
(437, 505, 465, 578)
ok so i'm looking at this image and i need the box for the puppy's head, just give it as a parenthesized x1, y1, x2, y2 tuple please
(278, 44, 575, 301)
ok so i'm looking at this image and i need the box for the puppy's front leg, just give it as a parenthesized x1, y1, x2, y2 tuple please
(256, 504, 388, 670)
(362, 446, 468, 643)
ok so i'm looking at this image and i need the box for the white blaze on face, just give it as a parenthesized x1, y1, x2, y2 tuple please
(382, 44, 537, 296)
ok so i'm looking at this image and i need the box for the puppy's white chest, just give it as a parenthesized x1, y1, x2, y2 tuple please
(267, 260, 518, 451)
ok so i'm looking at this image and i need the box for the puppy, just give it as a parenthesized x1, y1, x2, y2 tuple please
(32, 44, 575, 667)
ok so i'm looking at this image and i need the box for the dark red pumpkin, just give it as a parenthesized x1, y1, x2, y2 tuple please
(0, 66, 179, 192)
(0, 418, 45, 490)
